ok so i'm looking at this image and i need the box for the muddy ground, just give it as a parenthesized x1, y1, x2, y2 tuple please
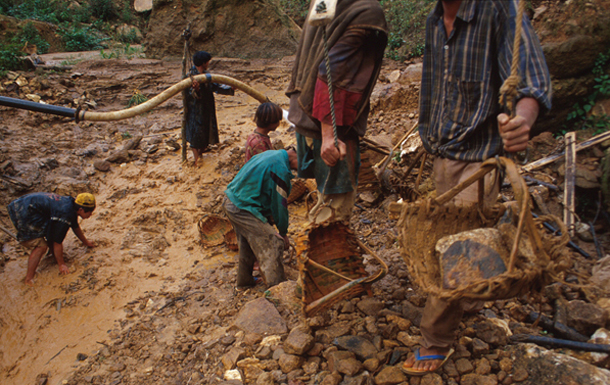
(0, 52, 608, 385)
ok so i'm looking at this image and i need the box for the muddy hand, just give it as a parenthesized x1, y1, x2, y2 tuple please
(58, 264, 70, 275)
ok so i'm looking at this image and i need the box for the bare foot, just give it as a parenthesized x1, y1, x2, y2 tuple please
(402, 347, 452, 373)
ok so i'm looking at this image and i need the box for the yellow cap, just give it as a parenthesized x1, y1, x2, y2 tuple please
(75, 193, 96, 208)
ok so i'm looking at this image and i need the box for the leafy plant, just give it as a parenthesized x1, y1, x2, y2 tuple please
(14, 22, 50, 54)
(90, 0, 117, 21)
(127, 89, 148, 108)
(0, 46, 24, 74)
(60, 25, 107, 52)
(117, 28, 141, 45)
(380, 0, 435, 60)
(563, 49, 610, 135)
(279, 0, 310, 26)
(120, 0, 134, 24)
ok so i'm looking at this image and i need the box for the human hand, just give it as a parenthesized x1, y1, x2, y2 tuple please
(497, 113, 530, 153)
(282, 235, 290, 251)
(85, 240, 96, 248)
(191, 79, 200, 92)
(58, 264, 70, 275)
(321, 136, 347, 167)
(497, 97, 539, 153)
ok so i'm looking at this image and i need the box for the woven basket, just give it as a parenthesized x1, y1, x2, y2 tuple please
(296, 221, 388, 317)
(395, 157, 571, 302)
(358, 151, 379, 192)
(287, 178, 309, 204)
(198, 215, 233, 248)
(223, 228, 238, 251)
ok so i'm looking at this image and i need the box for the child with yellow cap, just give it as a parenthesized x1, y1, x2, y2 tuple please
(7, 192, 97, 285)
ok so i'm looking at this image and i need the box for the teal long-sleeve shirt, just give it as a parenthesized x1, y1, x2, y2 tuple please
(225, 150, 293, 235)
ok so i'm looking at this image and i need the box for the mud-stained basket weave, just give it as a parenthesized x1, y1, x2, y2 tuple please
(223, 228, 238, 251)
(296, 222, 388, 317)
(393, 157, 571, 302)
(358, 151, 379, 192)
(288, 179, 309, 204)
(198, 215, 233, 248)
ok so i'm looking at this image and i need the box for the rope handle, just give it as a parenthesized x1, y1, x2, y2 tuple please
(433, 156, 548, 272)
(498, 0, 526, 117)
(302, 236, 388, 284)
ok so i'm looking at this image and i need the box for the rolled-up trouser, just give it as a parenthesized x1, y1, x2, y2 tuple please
(223, 197, 286, 288)
(420, 158, 501, 349)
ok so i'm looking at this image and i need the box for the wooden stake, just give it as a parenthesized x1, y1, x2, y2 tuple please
(564, 132, 576, 237)
(181, 24, 191, 162)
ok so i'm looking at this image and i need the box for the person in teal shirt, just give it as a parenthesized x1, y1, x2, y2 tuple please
(224, 148, 298, 289)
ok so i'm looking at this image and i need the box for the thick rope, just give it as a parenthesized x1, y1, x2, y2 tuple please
(321, 28, 339, 149)
(498, 0, 526, 117)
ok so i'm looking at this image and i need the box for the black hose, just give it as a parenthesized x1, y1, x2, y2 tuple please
(0, 96, 76, 118)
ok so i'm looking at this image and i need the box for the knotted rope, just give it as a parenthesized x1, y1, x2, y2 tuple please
(498, 0, 526, 117)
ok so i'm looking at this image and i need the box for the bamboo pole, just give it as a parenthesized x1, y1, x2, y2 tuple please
(564, 132, 576, 237)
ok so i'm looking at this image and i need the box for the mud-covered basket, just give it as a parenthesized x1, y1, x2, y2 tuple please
(296, 221, 388, 317)
(198, 214, 233, 248)
(223, 228, 238, 251)
(288, 178, 315, 204)
(393, 157, 571, 302)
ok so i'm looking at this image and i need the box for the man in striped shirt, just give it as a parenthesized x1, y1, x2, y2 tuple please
(402, 0, 551, 375)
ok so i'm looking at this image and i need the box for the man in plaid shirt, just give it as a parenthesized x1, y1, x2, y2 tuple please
(402, 0, 551, 375)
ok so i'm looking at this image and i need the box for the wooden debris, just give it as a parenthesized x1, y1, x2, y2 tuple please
(374, 122, 418, 169)
(522, 130, 610, 172)
(564, 132, 576, 237)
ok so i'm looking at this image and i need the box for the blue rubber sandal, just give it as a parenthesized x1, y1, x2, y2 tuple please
(235, 277, 263, 291)
(401, 347, 454, 376)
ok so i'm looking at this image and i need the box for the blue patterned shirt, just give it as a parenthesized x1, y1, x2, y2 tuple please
(419, 0, 552, 161)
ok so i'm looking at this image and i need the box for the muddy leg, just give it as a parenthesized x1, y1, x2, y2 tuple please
(256, 233, 286, 287)
(236, 232, 256, 288)
(25, 245, 48, 285)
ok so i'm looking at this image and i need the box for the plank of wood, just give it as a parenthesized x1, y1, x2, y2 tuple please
(564, 132, 576, 237)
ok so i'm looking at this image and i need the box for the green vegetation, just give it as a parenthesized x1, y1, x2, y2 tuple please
(0, 0, 140, 68)
(278, 0, 434, 61)
(127, 89, 148, 108)
(0, 0, 135, 25)
(116, 28, 142, 45)
(380, 0, 435, 61)
(100, 44, 144, 60)
(0, 21, 52, 72)
(61, 25, 106, 52)
(15, 22, 50, 53)
(278, 0, 309, 26)
(564, 49, 610, 135)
